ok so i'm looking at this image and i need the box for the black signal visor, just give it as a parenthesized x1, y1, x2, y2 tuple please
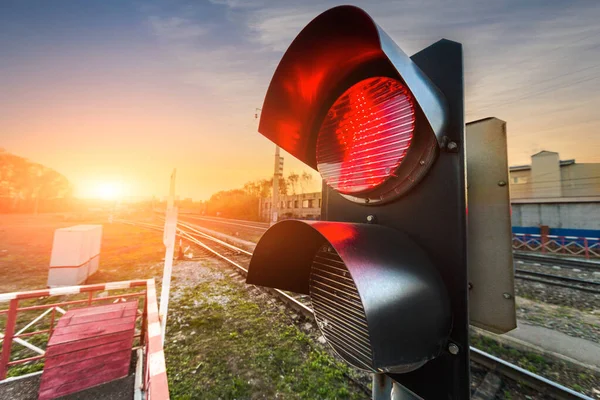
(258, 5, 447, 170)
(246, 220, 452, 371)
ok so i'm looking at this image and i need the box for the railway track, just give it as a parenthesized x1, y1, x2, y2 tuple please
(514, 252, 600, 272)
(178, 214, 600, 294)
(118, 218, 592, 400)
(179, 215, 600, 269)
(179, 214, 269, 231)
(514, 269, 600, 294)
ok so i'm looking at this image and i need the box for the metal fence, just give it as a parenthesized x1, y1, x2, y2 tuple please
(512, 233, 600, 259)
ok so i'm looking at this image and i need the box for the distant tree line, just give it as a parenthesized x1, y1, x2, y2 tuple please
(0, 149, 73, 213)
(204, 172, 314, 220)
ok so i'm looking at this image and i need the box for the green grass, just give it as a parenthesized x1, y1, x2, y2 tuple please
(6, 361, 44, 378)
(470, 334, 550, 374)
(165, 278, 367, 399)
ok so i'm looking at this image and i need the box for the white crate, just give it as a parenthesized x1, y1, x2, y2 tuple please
(47, 225, 103, 287)
(88, 254, 100, 275)
(47, 262, 90, 287)
(78, 225, 102, 275)
(79, 224, 102, 257)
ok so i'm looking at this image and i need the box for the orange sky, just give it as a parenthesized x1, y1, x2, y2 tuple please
(2, 1, 599, 201)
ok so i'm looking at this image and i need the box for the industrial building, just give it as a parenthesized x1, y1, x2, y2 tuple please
(510, 151, 600, 231)
(259, 191, 322, 221)
(509, 151, 600, 200)
(260, 150, 600, 231)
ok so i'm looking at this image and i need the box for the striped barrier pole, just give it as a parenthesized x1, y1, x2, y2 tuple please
(144, 279, 169, 399)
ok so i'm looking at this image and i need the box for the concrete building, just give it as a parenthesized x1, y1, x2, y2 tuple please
(509, 151, 600, 200)
(259, 192, 322, 221)
(509, 151, 600, 231)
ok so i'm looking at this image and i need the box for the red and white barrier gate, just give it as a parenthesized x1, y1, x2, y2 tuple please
(0, 279, 169, 399)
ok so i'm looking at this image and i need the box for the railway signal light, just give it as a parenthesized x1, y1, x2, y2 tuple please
(246, 5, 482, 398)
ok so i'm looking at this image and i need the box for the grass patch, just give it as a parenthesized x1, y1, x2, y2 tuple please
(471, 334, 549, 374)
(165, 276, 367, 399)
(7, 361, 44, 378)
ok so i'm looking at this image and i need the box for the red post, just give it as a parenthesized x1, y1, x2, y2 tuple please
(49, 307, 57, 337)
(88, 291, 94, 306)
(542, 237, 547, 254)
(540, 225, 549, 254)
(584, 238, 589, 259)
(139, 291, 148, 347)
(0, 299, 19, 380)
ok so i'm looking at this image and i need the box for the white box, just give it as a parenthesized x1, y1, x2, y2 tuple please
(88, 256, 100, 276)
(49, 227, 92, 268)
(79, 225, 102, 257)
(78, 225, 102, 275)
(47, 225, 103, 287)
(47, 262, 90, 287)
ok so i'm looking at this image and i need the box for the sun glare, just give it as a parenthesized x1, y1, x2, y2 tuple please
(94, 182, 123, 200)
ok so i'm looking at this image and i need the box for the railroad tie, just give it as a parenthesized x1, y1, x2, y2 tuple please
(472, 372, 502, 400)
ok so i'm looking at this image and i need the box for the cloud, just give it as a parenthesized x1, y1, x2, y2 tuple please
(208, 0, 265, 9)
(148, 16, 210, 41)
(247, 6, 325, 52)
(146, 12, 267, 108)
(145, 0, 600, 163)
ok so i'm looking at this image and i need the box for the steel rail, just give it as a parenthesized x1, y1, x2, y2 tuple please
(515, 269, 600, 286)
(178, 215, 269, 231)
(470, 348, 591, 400)
(177, 221, 253, 256)
(119, 218, 593, 400)
(179, 214, 270, 227)
(514, 252, 600, 271)
(175, 230, 313, 316)
(515, 272, 600, 295)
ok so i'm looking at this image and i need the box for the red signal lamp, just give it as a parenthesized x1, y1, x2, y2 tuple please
(316, 77, 416, 195)
(315, 71, 440, 204)
(257, 6, 447, 204)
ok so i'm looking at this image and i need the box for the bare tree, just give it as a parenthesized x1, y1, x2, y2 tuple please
(258, 179, 272, 198)
(278, 176, 288, 196)
(243, 181, 261, 197)
(287, 172, 299, 195)
(299, 171, 313, 194)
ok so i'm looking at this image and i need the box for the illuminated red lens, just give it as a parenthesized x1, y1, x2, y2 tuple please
(316, 77, 416, 194)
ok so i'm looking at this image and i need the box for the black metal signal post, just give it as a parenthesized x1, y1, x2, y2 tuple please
(246, 6, 469, 399)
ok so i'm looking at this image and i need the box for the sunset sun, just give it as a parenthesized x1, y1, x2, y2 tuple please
(93, 182, 123, 200)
